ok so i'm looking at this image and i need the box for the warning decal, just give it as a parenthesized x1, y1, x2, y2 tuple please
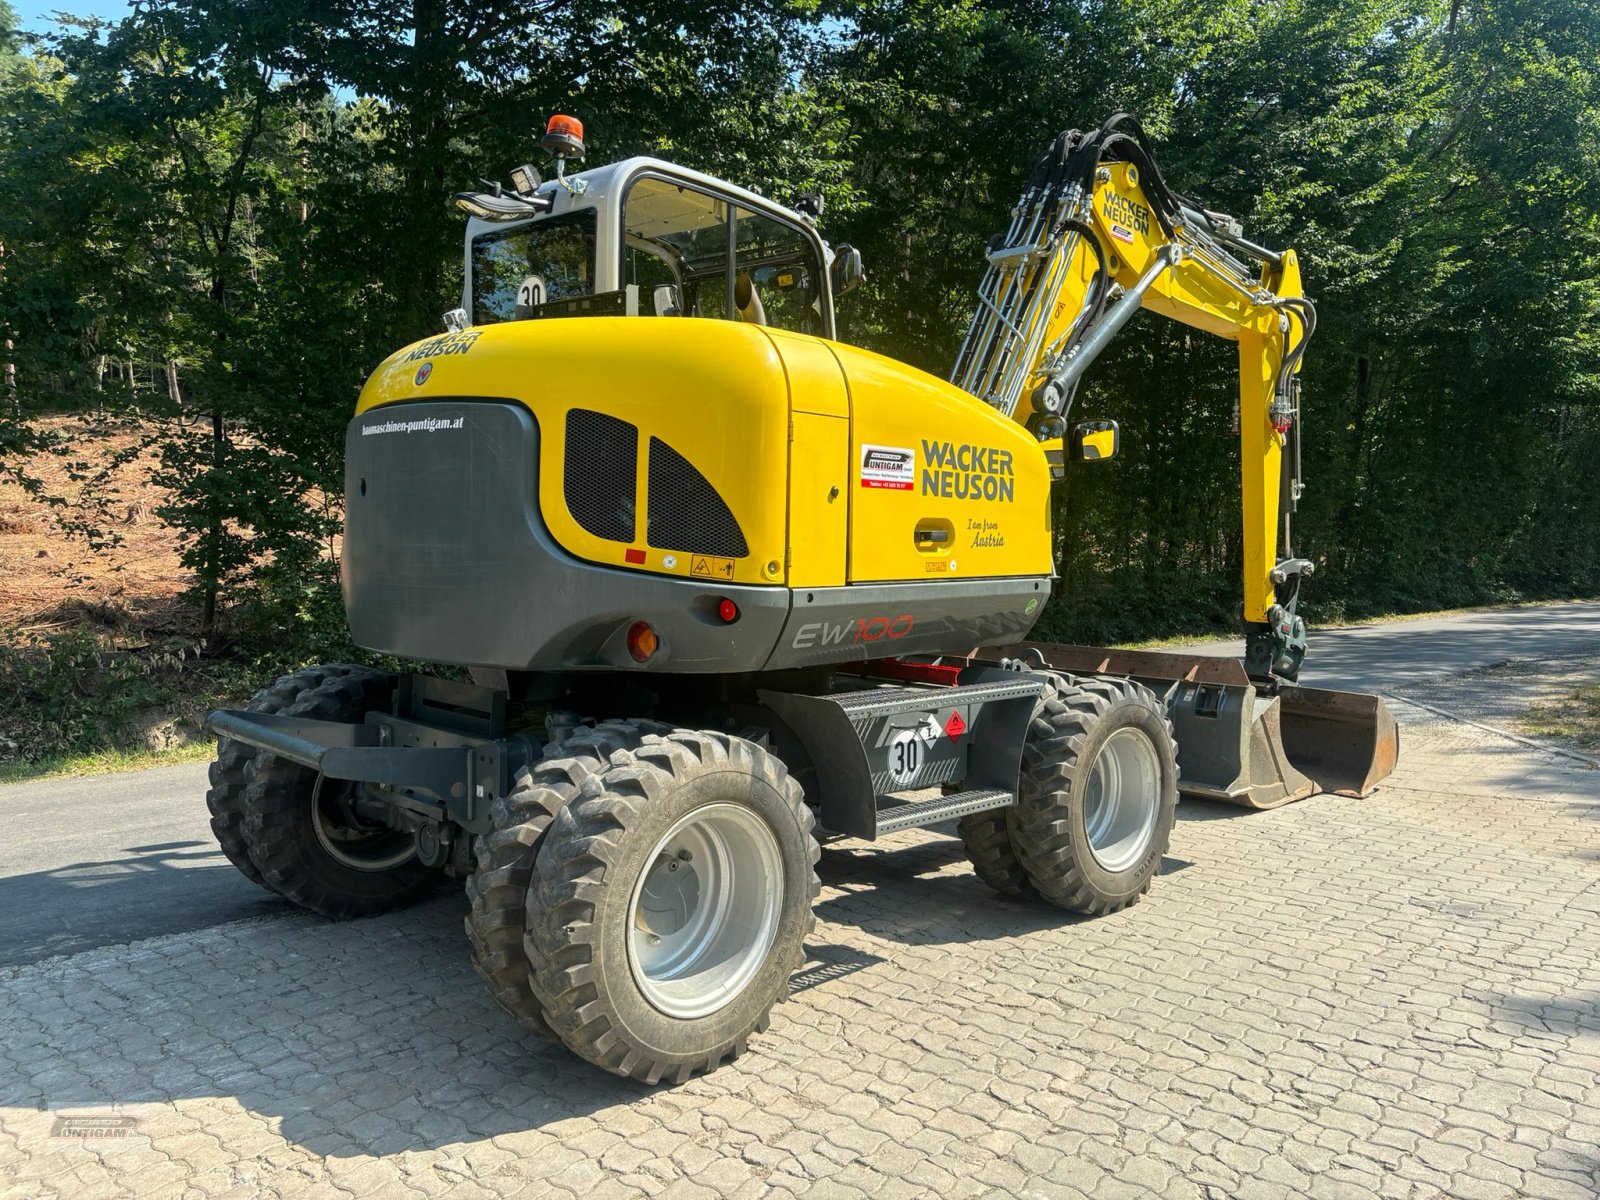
(691, 554, 735, 580)
(860, 444, 915, 491)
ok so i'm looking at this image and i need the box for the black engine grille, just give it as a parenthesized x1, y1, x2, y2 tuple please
(647, 437, 749, 558)
(564, 409, 637, 542)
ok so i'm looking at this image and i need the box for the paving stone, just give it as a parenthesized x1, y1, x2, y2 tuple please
(3, 700, 1598, 1198)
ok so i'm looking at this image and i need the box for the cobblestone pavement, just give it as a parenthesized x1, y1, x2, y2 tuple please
(3, 703, 1598, 1200)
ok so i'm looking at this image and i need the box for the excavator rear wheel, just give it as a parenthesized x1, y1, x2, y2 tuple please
(235, 668, 439, 919)
(1007, 673, 1177, 914)
(465, 717, 670, 1040)
(207, 663, 382, 891)
(526, 730, 819, 1084)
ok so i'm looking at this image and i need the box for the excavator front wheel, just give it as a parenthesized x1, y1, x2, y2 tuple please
(1007, 673, 1178, 914)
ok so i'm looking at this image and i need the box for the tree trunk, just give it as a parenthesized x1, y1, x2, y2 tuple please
(398, 0, 451, 341)
(0, 239, 13, 417)
(201, 407, 224, 634)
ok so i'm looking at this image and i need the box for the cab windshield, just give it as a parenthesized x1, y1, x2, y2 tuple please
(471, 208, 597, 324)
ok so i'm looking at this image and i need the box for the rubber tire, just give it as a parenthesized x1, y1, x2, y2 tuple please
(207, 663, 379, 892)
(237, 668, 439, 919)
(526, 731, 820, 1084)
(1008, 673, 1178, 914)
(465, 718, 671, 1040)
(956, 808, 1037, 898)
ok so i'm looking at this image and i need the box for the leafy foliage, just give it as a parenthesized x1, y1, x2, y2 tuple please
(1, 0, 1597, 670)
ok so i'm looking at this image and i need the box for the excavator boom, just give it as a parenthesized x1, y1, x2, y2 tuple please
(955, 114, 1397, 803)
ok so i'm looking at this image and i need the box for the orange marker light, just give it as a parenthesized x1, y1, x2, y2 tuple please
(542, 114, 586, 161)
(547, 114, 583, 140)
(626, 621, 658, 663)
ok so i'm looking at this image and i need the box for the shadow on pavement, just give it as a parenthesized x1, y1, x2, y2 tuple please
(1488, 988, 1600, 1039)
(9, 892, 655, 1151)
(0, 841, 293, 969)
(815, 837, 1079, 943)
(8, 838, 1087, 1157)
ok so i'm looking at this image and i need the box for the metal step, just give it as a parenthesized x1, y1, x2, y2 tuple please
(761, 667, 1042, 840)
(829, 676, 1043, 722)
(875, 787, 1013, 835)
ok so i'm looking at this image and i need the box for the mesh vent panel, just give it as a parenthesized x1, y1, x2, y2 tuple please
(564, 409, 637, 542)
(647, 437, 749, 558)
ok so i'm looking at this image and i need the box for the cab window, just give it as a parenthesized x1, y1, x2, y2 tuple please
(471, 208, 597, 324)
(733, 208, 823, 335)
(622, 176, 824, 335)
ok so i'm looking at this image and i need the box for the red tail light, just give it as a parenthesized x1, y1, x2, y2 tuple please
(626, 621, 658, 663)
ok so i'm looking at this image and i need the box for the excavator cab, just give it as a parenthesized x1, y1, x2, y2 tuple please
(456, 141, 852, 339)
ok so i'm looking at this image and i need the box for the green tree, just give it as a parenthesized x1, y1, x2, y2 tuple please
(3, 0, 1597, 664)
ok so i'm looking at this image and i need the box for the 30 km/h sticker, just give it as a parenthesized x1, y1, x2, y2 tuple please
(886, 728, 926, 785)
(885, 715, 942, 785)
(690, 554, 735, 580)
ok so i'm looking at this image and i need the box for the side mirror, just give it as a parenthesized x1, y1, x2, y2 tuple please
(1069, 419, 1120, 462)
(652, 284, 681, 316)
(830, 244, 865, 296)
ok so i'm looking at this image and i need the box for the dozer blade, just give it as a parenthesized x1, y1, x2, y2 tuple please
(977, 642, 1400, 808)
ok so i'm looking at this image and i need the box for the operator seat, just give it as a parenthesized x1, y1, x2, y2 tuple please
(734, 273, 767, 326)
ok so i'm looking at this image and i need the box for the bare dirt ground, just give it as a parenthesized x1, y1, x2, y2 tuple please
(0, 415, 192, 634)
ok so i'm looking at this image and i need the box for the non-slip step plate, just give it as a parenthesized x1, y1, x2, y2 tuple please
(830, 677, 1044, 722)
(875, 787, 1014, 835)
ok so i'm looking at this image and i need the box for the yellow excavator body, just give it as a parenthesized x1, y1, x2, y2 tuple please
(343, 114, 1396, 805)
(357, 318, 1055, 592)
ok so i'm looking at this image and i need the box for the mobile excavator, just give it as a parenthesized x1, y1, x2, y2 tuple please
(207, 112, 1399, 1083)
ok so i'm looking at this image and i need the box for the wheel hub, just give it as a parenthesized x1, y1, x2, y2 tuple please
(311, 779, 416, 872)
(627, 802, 783, 1019)
(1083, 726, 1161, 873)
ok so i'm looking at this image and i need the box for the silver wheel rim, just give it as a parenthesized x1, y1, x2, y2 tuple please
(311, 781, 416, 872)
(627, 802, 783, 1019)
(1083, 726, 1161, 873)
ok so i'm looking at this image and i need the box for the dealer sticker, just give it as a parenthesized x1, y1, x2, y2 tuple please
(860, 444, 915, 491)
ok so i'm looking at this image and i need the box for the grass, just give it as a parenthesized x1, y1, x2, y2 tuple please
(0, 739, 215, 785)
(1113, 631, 1234, 650)
(1517, 681, 1600, 752)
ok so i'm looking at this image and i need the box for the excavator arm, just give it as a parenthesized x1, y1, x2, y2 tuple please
(952, 114, 1315, 681)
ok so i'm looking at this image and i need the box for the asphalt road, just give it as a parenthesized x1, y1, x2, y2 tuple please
(2, 599, 1596, 969)
(1183, 598, 1600, 693)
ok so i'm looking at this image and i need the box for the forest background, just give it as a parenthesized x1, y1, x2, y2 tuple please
(2, 0, 1597, 767)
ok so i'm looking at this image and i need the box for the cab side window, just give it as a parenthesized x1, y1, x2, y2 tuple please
(733, 208, 823, 336)
(622, 176, 823, 335)
(623, 178, 727, 318)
